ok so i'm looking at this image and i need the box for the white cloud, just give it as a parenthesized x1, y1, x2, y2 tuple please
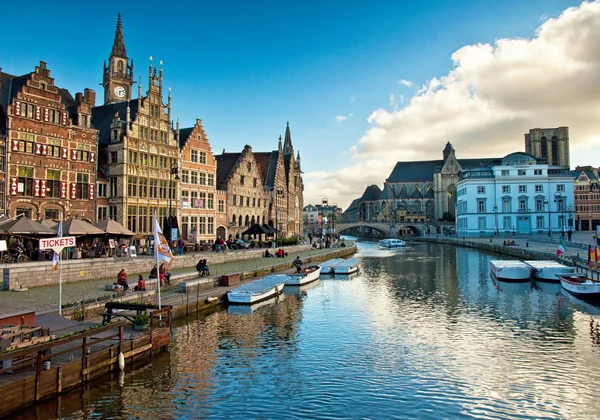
(334, 113, 354, 123)
(306, 1, 600, 210)
(398, 79, 414, 87)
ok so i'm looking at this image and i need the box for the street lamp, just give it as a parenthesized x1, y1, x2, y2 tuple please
(554, 192, 565, 236)
(167, 162, 179, 241)
(544, 199, 550, 237)
(331, 203, 337, 240)
(321, 198, 328, 243)
(493, 205, 498, 236)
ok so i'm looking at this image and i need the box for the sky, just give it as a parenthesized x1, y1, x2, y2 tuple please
(1, 0, 598, 210)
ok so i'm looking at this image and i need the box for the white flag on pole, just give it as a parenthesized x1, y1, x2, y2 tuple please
(52, 221, 62, 272)
(153, 215, 174, 268)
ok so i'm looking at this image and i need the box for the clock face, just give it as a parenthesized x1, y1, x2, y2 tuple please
(114, 86, 126, 98)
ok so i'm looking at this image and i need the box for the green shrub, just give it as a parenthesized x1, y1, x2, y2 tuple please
(133, 313, 150, 325)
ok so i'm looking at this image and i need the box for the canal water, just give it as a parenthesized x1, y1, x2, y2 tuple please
(16, 240, 600, 419)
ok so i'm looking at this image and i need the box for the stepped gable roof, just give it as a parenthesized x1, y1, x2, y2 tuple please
(177, 127, 194, 149)
(344, 198, 359, 213)
(215, 152, 241, 187)
(360, 184, 382, 201)
(253, 151, 278, 188)
(91, 99, 139, 146)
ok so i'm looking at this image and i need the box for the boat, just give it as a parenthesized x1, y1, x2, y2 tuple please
(558, 274, 600, 299)
(227, 294, 286, 315)
(227, 274, 289, 304)
(524, 260, 575, 282)
(489, 260, 531, 282)
(285, 279, 321, 295)
(285, 265, 321, 286)
(378, 238, 406, 248)
(334, 258, 360, 275)
(320, 258, 344, 274)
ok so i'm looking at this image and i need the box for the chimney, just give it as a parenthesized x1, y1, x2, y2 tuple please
(75, 92, 83, 104)
(83, 88, 96, 106)
(196, 118, 201, 125)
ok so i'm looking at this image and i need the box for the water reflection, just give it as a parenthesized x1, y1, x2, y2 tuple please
(18, 239, 600, 419)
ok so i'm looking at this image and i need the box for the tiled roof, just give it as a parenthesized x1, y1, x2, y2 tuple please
(215, 153, 241, 189)
(254, 151, 278, 188)
(178, 127, 194, 149)
(344, 198, 359, 213)
(91, 100, 139, 146)
(360, 184, 382, 201)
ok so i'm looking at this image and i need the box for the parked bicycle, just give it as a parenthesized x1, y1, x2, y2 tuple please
(2, 248, 30, 263)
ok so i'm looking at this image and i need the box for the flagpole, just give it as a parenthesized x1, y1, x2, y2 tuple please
(154, 212, 161, 309)
(59, 212, 63, 316)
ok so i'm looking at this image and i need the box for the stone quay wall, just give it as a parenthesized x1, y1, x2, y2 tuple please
(2, 245, 312, 291)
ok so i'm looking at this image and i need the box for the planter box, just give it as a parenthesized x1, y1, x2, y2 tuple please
(221, 274, 240, 286)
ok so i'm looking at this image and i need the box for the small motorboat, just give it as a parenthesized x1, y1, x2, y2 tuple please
(286, 265, 322, 286)
(320, 258, 344, 274)
(227, 274, 289, 304)
(524, 260, 575, 282)
(333, 258, 360, 275)
(490, 260, 531, 282)
(558, 274, 600, 299)
(227, 294, 286, 315)
(379, 239, 406, 248)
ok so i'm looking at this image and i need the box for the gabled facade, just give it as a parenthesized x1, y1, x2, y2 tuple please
(178, 119, 219, 242)
(0, 61, 98, 220)
(572, 165, 599, 232)
(303, 204, 318, 225)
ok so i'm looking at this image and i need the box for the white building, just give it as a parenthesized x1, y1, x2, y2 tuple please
(456, 152, 574, 237)
(303, 204, 318, 225)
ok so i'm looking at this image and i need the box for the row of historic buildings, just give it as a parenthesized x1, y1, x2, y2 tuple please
(0, 15, 304, 242)
(342, 127, 600, 233)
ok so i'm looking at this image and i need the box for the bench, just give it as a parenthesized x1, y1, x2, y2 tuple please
(101, 302, 158, 325)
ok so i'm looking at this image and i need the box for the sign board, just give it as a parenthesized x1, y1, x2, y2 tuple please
(171, 228, 178, 241)
(39, 236, 76, 253)
(129, 246, 137, 257)
(0, 240, 6, 252)
(109, 239, 116, 248)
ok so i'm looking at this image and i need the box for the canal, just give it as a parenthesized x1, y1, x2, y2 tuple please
(13, 239, 600, 419)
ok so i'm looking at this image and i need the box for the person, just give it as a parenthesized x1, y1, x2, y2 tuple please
(219, 236, 226, 252)
(567, 229, 572, 242)
(293, 256, 303, 273)
(264, 249, 274, 258)
(117, 269, 129, 290)
(177, 237, 186, 255)
(196, 259, 210, 276)
(8, 237, 25, 261)
(214, 237, 221, 253)
(160, 263, 171, 285)
(134, 275, 146, 291)
(510, 240, 516, 246)
(340, 241, 346, 248)
(149, 264, 158, 278)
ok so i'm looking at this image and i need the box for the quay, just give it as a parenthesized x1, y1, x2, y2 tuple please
(0, 243, 357, 417)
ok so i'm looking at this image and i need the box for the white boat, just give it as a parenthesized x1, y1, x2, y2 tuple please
(558, 274, 600, 299)
(320, 258, 344, 274)
(285, 280, 321, 295)
(227, 274, 289, 304)
(285, 265, 321, 286)
(379, 238, 406, 248)
(489, 260, 531, 282)
(227, 294, 286, 315)
(524, 260, 575, 282)
(334, 258, 360, 275)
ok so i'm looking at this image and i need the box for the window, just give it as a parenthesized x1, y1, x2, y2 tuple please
(45, 209, 59, 220)
(98, 207, 108, 221)
(501, 170, 509, 176)
(208, 193, 214, 209)
(138, 207, 148, 233)
(518, 185, 527, 193)
(47, 144, 61, 158)
(46, 169, 61, 198)
(247, 162, 252, 172)
(246, 196, 250, 206)
(76, 150, 89, 161)
(518, 197, 528, 212)
(207, 216, 214, 234)
(181, 170, 189, 183)
(199, 152, 207, 164)
(191, 171, 198, 184)
(191, 150, 198, 163)
(199, 172, 206, 185)
(75, 173, 89, 199)
(536, 216, 544, 229)
(534, 169, 543, 175)
(0, 184, 4, 210)
(80, 115, 88, 127)
(138, 178, 148, 197)
(127, 206, 137, 233)
(159, 181, 167, 199)
(477, 186, 485, 194)
(502, 199, 511, 213)
(518, 169, 526, 176)
(17, 166, 34, 196)
(503, 216, 511, 230)
(109, 206, 118, 220)
(535, 198, 544, 212)
(557, 184, 565, 192)
(150, 179, 158, 198)
(252, 197, 256, 207)
(16, 207, 32, 218)
(149, 155, 157, 167)
(199, 217, 206, 234)
(233, 195, 237, 206)
(97, 183, 107, 198)
(502, 186, 510, 194)
(240, 175, 245, 185)
(253, 178, 258, 188)
(191, 191, 198, 208)
(218, 200, 224, 212)
(111, 152, 118, 163)
(109, 177, 118, 197)
(208, 173, 214, 186)
(128, 176, 137, 197)
(477, 199, 485, 213)
(535, 185, 543, 193)
(19, 140, 34, 154)
(478, 217, 486, 230)
(139, 153, 148, 165)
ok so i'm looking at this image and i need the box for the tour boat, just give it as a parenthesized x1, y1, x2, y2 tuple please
(285, 265, 322, 286)
(334, 258, 360, 275)
(524, 260, 575, 282)
(558, 274, 600, 299)
(489, 260, 531, 282)
(320, 258, 344, 274)
(378, 238, 406, 248)
(227, 274, 289, 304)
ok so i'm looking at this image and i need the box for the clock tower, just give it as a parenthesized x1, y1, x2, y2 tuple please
(103, 13, 134, 104)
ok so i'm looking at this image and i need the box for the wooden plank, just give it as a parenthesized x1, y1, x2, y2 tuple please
(81, 343, 152, 376)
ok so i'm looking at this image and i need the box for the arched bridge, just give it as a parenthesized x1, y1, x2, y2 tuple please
(331, 221, 454, 238)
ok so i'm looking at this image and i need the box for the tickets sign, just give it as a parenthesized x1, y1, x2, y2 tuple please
(39, 236, 76, 252)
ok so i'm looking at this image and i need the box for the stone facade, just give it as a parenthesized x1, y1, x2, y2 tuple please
(524, 127, 570, 168)
(1, 61, 98, 220)
(178, 119, 219, 243)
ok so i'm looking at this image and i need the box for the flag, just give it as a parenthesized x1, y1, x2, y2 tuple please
(153, 215, 174, 268)
(589, 245, 594, 269)
(556, 238, 566, 257)
(595, 246, 599, 271)
(52, 221, 62, 272)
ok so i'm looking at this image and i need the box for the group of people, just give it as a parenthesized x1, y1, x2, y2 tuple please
(196, 259, 210, 276)
(503, 240, 517, 246)
(264, 248, 289, 258)
(115, 269, 146, 292)
(150, 263, 171, 286)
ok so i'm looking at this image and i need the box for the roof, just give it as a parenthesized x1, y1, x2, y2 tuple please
(360, 185, 382, 201)
(91, 99, 139, 146)
(344, 198, 359, 213)
(386, 157, 495, 182)
(178, 127, 194, 149)
(254, 151, 279, 188)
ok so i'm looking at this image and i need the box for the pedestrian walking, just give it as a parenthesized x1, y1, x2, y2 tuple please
(567, 229, 572, 242)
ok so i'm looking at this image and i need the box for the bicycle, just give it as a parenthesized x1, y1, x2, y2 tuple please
(2, 251, 30, 263)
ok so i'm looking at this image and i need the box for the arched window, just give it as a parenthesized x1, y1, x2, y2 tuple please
(551, 136, 559, 165)
(540, 136, 547, 160)
(117, 61, 124, 72)
(245, 215, 250, 226)
(238, 215, 242, 226)
(232, 215, 236, 225)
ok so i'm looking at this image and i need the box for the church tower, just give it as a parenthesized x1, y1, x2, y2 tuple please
(103, 13, 134, 104)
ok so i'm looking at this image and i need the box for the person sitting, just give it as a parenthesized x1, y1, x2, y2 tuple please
(196, 259, 210, 276)
(149, 264, 158, 278)
(293, 256, 303, 273)
(264, 249, 274, 258)
(276, 248, 288, 258)
(116, 268, 130, 291)
(134, 275, 146, 291)
(160, 263, 171, 285)
(340, 241, 346, 248)
(510, 240, 516, 246)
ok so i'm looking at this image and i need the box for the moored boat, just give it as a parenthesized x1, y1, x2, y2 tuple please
(524, 260, 575, 282)
(227, 274, 289, 304)
(320, 258, 344, 274)
(558, 274, 600, 299)
(285, 279, 321, 295)
(489, 260, 531, 282)
(334, 258, 360, 275)
(379, 238, 406, 248)
(227, 294, 286, 315)
(285, 265, 321, 286)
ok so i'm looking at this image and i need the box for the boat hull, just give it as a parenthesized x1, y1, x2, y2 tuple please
(286, 266, 321, 286)
(227, 275, 288, 305)
(320, 258, 344, 274)
(559, 275, 600, 299)
(334, 258, 360, 275)
(490, 260, 531, 282)
(524, 260, 575, 282)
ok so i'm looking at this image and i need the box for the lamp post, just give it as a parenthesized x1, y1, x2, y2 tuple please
(167, 162, 179, 241)
(331, 203, 337, 240)
(493, 205, 498, 236)
(321, 198, 328, 244)
(544, 199, 550, 237)
(554, 192, 564, 236)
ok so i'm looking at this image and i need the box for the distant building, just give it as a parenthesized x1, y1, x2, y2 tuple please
(341, 199, 359, 223)
(456, 152, 574, 237)
(525, 127, 570, 168)
(571, 165, 599, 232)
(303, 204, 318, 225)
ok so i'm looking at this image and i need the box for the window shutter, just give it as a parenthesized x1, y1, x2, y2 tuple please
(60, 181, 67, 199)
(71, 149, 77, 160)
(41, 144, 48, 155)
(43, 108, 49, 122)
(62, 148, 68, 159)
(71, 183, 77, 199)
(11, 140, 19, 152)
(90, 152, 96, 163)
(40, 180, 46, 197)
(35, 144, 42, 155)
(61, 111, 67, 125)
(14, 101, 21, 116)
(35, 106, 41, 120)
(10, 178, 18, 196)
(89, 184, 95, 200)
(34, 179, 40, 197)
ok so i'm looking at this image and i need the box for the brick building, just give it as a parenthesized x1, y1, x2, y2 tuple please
(572, 166, 599, 232)
(0, 62, 98, 220)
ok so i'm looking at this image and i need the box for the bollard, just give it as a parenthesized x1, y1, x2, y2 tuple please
(526, 242, 528, 248)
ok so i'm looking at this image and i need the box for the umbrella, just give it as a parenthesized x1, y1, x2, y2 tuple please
(55, 218, 104, 236)
(94, 218, 134, 236)
(0, 216, 56, 235)
(263, 224, 279, 234)
(40, 219, 58, 228)
(241, 224, 271, 236)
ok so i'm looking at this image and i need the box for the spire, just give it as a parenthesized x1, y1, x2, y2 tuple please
(111, 13, 127, 58)
(283, 121, 293, 154)
(278, 135, 283, 151)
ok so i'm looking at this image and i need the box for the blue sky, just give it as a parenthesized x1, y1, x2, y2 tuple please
(1, 0, 595, 209)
